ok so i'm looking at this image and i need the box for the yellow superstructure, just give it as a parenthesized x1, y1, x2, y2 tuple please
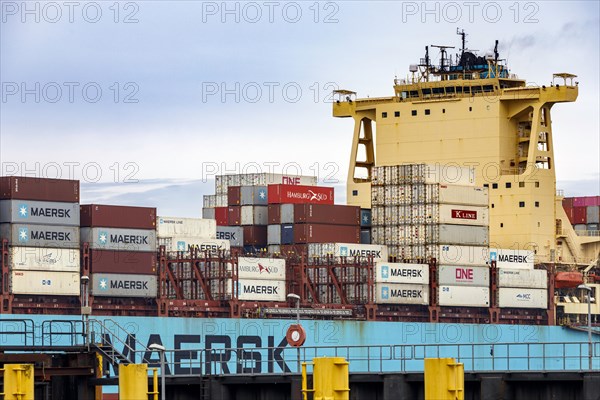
(334, 36, 599, 266)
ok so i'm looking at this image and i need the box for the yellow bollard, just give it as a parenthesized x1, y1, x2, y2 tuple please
(305, 357, 349, 400)
(0, 364, 34, 400)
(424, 358, 464, 400)
(119, 364, 149, 400)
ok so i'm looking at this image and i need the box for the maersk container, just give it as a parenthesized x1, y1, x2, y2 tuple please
(498, 268, 547, 289)
(360, 209, 371, 227)
(489, 248, 534, 269)
(81, 227, 156, 252)
(156, 216, 216, 239)
(0, 176, 79, 203)
(438, 286, 490, 307)
(267, 225, 281, 245)
(80, 204, 156, 229)
(427, 245, 489, 267)
(157, 237, 230, 253)
(438, 265, 489, 287)
(587, 206, 599, 224)
(426, 225, 489, 245)
(216, 226, 244, 247)
(374, 262, 429, 284)
(240, 186, 268, 205)
(8, 247, 80, 272)
(374, 283, 429, 305)
(91, 273, 157, 298)
(202, 208, 215, 220)
(425, 204, 489, 226)
(240, 206, 268, 226)
(237, 257, 286, 280)
(10, 270, 80, 296)
(0, 224, 80, 248)
(425, 184, 488, 206)
(0, 200, 80, 226)
(228, 278, 286, 302)
(498, 287, 548, 309)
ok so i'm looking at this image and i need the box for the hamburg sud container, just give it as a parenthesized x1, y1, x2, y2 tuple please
(293, 204, 360, 225)
(374, 283, 429, 305)
(374, 262, 429, 284)
(8, 247, 80, 272)
(81, 227, 156, 252)
(240, 206, 268, 225)
(10, 270, 80, 295)
(425, 204, 488, 226)
(229, 257, 286, 301)
(438, 265, 489, 287)
(498, 288, 548, 309)
(294, 225, 360, 244)
(156, 217, 216, 239)
(489, 248, 534, 269)
(216, 226, 244, 247)
(426, 245, 489, 266)
(438, 286, 490, 307)
(0, 224, 80, 248)
(157, 237, 230, 253)
(91, 273, 157, 298)
(0, 200, 80, 226)
(498, 269, 547, 289)
(0, 176, 79, 203)
(268, 184, 334, 205)
(80, 204, 156, 229)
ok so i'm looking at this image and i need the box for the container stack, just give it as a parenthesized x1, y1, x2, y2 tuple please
(156, 216, 226, 256)
(0, 177, 81, 296)
(219, 257, 287, 302)
(563, 196, 600, 233)
(492, 248, 548, 309)
(374, 261, 430, 306)
(80, 205, 158, 299)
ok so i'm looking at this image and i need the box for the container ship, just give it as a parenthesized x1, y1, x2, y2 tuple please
(0, 33, 598, 398)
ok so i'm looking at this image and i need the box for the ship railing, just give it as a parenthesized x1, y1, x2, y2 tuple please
(0, 318, 35, 347)
(575, 229, 600, 237)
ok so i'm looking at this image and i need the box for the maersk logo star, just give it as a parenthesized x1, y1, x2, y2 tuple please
(18, 204, 28, 218)
(98, 231, 108, 244)
(177, 241, 186, 251)
(258, 190, 266, 200)
(339, 246, 348, 257)
(99, 279, 108, 290)
(490, 251, 497, 261)
(18, 228, 28, 242)
(381, 287, 389, 299)
(363, 214, 370, 224)
(381, 265, 389, 279)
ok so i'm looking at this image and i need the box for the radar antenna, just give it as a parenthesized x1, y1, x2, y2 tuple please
(431, 44, 455, 77)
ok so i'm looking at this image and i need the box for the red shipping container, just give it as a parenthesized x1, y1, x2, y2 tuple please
(293, 224, 360, 244)
(80, 204, 156, 229)
(563, 206, 574, 223)
(294, 204, 360, 225)
(562, 198, 574, 209)
(583, 197, 597, 207)
(89, 250, 156, 275)
(243, 226, 267, 246)
(268, 204, 281, 224)
(227, 206, 241, 226)
(572, 207, 587, 224)
(280, 244, 308, 256)
(228, 186, 241, 206)
(268, 184, 334, 205)
(595, 196, 600, 207)
(0, 176, 79, 203)
(215, 207, 228, 226)
(573, 197, 586, 207)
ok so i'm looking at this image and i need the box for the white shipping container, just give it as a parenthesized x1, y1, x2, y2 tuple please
(375, 283, 429, 305)
(438, 286, 490, 307)
(10, 270, 80, 295)
(489, 248, 534, 269)
(237, 257, 286, 280)
(81, 227, 156, 252)
(0, 200, 80, 226)
(498, 268, 547, 289)
(0, 223, 80, 249)
(203, 195, 216, 209)
(240, 206, 268, 226)
(375, 262, 429, 284)
(426, 204, 489, 226)
(426, 225, 489, 246)
(335, 243, 388, 262)
(280, 204, 294, 224)
(157, 216, 216, 239)
(202, 208, 216, 220)
(9, 247, 80, 272)
(216, 194, 228, 207)
(421, 164, 475, 186)
(438, 265, 489, 287)
(498, 288, 548, 309)
(158, 237, 230, 253)
(427, 245, 489, 267)
(91, 273, 157, 298)
(426, 184, 488, 206)
(229, 279, 286, 302)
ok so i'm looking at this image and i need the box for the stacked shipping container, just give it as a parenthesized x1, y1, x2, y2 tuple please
(563, 196, 600, 233)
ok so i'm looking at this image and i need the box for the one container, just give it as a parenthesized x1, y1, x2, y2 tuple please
(0, 176, 79, 203)
(374, 283, 429, 305)
(81, 227, 156, 252)
(293, 204, 360, 225)
(426, 225, 489, 245)
(426, 245, 489, 266)
(438, 265, 489, 287)
(438, 286, 490, 307)
(268, 204, 281, 224)
(237, 257, 286, 280)
(8, 247, 80, 272)
(156, 217, 216, 239)
(498, 288, 548, 309)
(281, 224, 294, 245)
(202, 208, 215, 220)
(214, 207, 228, 226)
(425, 204, 489, 226)
(267, 225, 281, 245)
(254, 173, 318, 187)
(498, 268, 547, 289)
(489, 248, 534, 269)
(243, 226, 267, 246)
(0, 224, 80, 248)
(89, 250, 157, 275)
(586, 206, 599, 224)
(583, 197, 598, 207)
(267, 184, 334, 205)
(80, 204, 156, 229)
(216, 226, 244, 247)
(227, 186, 241, 206)
(374, 262, 429, 284)
(280, 204, 294, 224)
(240, 206, 268, 226)
(227, 206, 241, 225)
(0, 200, 80, 226)
(10, 270, 80, 295)
(293, 224, 360, 244)
(240, 186, 268, 205)
(157, 237, 230, 253)
(572, 207, 587, 224)
(232, 279, 286, 302)
(91, 273, 157, 298)
(425, 184, 488, 206)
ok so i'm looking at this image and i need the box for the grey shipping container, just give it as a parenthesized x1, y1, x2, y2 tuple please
(81, 227, 157, 252)
(240, 206, 268, 225)
(202, 208, 216, 219)
(240, 186, 268, 205)
(0, 224, 80, 248)
(267, 225, 281, 245)
(91, 273, 157, 298)
(0, 200, 80, 226)
(426, 224, 489, 245)
(281, 204, 294, 224)
(587, 206, 599, 224)
(216, 226, 244, 247)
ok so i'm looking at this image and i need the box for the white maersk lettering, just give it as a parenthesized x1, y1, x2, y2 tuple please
(110, 234, 149, 245)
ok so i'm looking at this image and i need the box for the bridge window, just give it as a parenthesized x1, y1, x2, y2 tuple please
(412, 110, 417, 116)
(519, 182, 525, 188)
(422, 88, 431, 96)
(352, 190, 358, 196)
(483, 85, 494, 92)
(506, 182, 512, 188)
(463, 87, 471, 93)
(382, 112, 388, 118)
(442, 109, 446, 114)
(492, 183, 498, 189)
(535, 201, 540, 207)
(469, 107, 472, 112)
(395, 111, 400, 117)
(425, 109, 430, 115)
(410, 91, 419, 98)
(456, 87, 463, 94)
(519, 201, 525, 207)
(472, 86, 483, 93)
(432, 87, 444, 95)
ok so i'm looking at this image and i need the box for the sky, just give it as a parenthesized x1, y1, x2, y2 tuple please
(1, 1, 598, 216)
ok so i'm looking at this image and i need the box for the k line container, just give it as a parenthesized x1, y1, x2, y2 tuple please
(267, 184, 334, 205)
(80, 204, 156, 229)
(158, 237, 230, 253)
(10, 270, 80, 296)
(498, 288, 548, 309)
(240, 206, 268, 225)
(294, 224, 360, 244)
(427, 245, 489, 266)
(81, 227, 156, 252)
(91, 273, 157, 298)
(243, 226, 267, 246)
(489, 248, 534, 269)
(498, 268, 547, 289)
(374, 262, 429, 284)
(240, 186, 268, 205)
(438, 265, 489, 287)
(0, 176, 79, 203)
(232, 279, 286, 302)
(293, 204, 360, 225)
(8, 247, 80, 272)
(156, 217, 216, 239)
(216, 226, 244, 247)
(425, 204, 489, 226)
(438, 286, 490, 307)
(0, 200, 80, 226)
(425, 184, 488, 206)
(89, 250, 157, 275)
(0, 224, 80, 248)
(237, 257, 286, 280)
(426, 225, 489, 245)
(374, 283, 429, 305)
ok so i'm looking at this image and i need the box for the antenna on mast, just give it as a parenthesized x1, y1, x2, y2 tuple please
(457, 28, 467, 63)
